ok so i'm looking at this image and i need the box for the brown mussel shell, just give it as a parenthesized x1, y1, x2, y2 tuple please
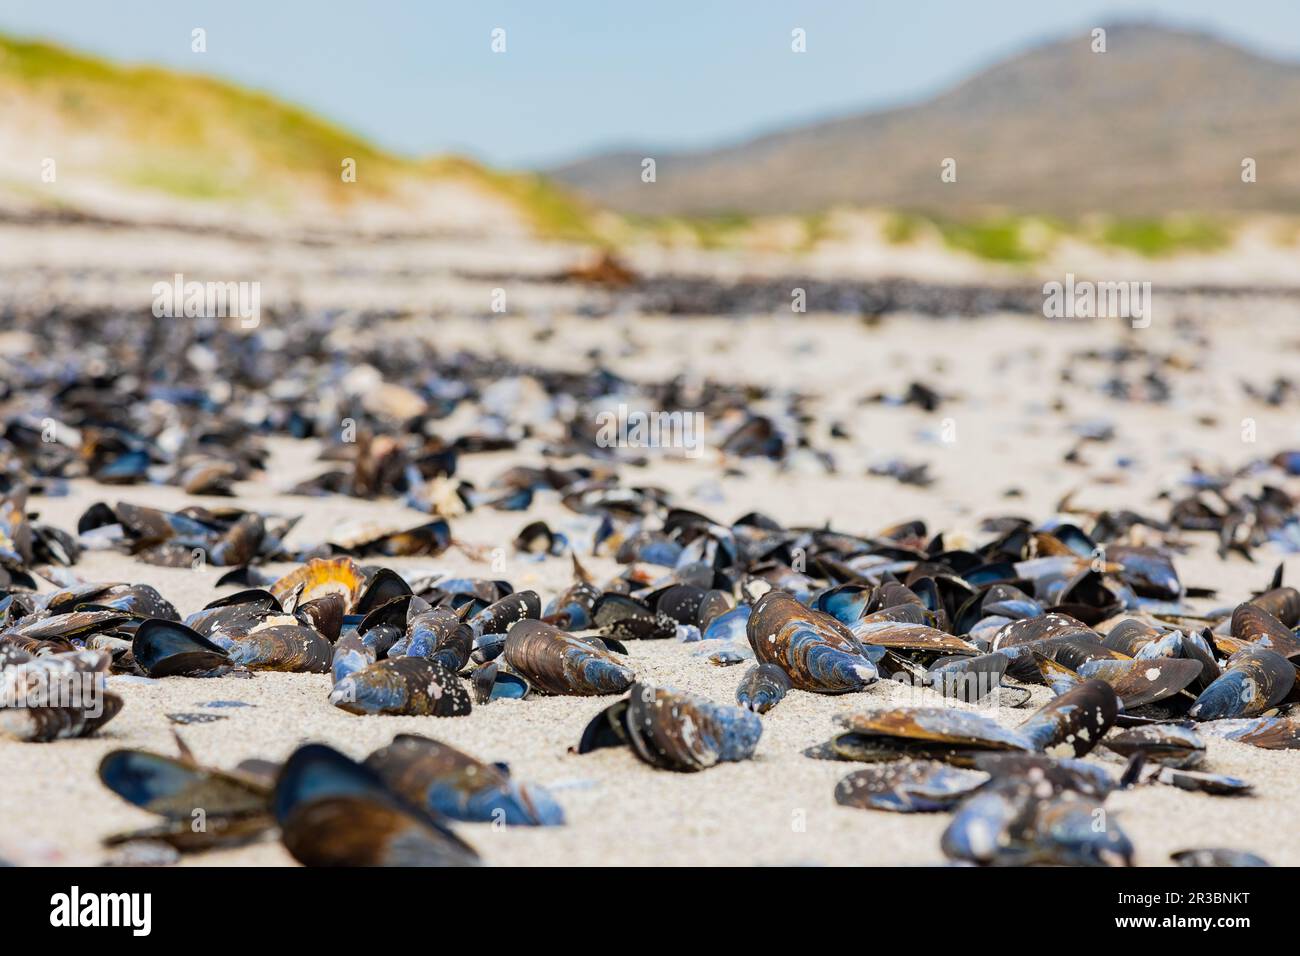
(1231, 603, 1300, 659)
(1189, 647, 1295, 721)
(578, 682, 762, 772)
(834, 761, 989, 812)
(1078, 657, 1203, 710)
(273, 744, 477, 867)
(735, 661, 792, 713)
(502, 619, 634, 696)
(330, 657, 472, 717)
(746, 590, 877, 693)
(225, 623, 332, 673)
(1103, 724, 1206, 768)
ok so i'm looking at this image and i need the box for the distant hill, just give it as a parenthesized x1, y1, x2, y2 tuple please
(0, 34, 595, 237)
(548, 24, 1300, 218)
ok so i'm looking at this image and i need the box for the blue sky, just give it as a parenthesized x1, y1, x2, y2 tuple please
(4, 1, 1298, 168)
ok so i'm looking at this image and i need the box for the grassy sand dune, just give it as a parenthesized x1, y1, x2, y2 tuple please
(0, 34, 600, 238)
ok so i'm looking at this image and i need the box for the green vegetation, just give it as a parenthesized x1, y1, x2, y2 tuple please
(0, 35, 402, 200)
(120, 159, 247, 200)
(882, 212, 1234, 263)
(884, 213, 1051, 262)
(1093, 217, 1231, 257)
(882, 214, 923, 245)
(611, 212, 752, 249)
(935, 217, 1039, 263)
(681, 213, 754, 249)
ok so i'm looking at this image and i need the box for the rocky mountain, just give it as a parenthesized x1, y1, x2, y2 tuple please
(548, 24, 1300, 217)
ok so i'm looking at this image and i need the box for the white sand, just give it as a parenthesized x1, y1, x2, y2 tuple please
(4, 305, 1300, 866)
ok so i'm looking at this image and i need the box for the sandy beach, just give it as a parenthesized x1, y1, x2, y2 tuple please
(5, 305, 1300, 867)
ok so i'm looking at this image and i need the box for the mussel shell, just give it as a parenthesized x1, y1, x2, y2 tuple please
(1195, 716, 1300, 749)
(870, 580, 925, 612)
(542, 562, 600, 630)
(813, 584, 873, 624)
(401, 607, 464, 662)
(592, 593, 675, 640)
(514, 520, 562, 555)
(468, 590, 539, 637)
(855, 603, 938, 629)
(992, 613, 1094, 650)
(992, 613, 1098, 681)
(364, 733, 563, 826)
(427, 623, 473, 672)
(1028, 650, 1083, 696)
(735, 662, 792, 713)
(1077, 657, 1203, 710)
(103, 813, 272, 852)
(833, 707, 1030, 754)
(707, 645, 752, 666)
(352, 568, 414, 616)
(1179, 629, 1221, 692)
(208, 513, 264, 567)
(330, 657, 471, 717)
(502, 620, 634, 696)
(133, 619, 231, 677)
(981, 599, 1043, 620)
(222, 624, 332, 673)
(360, 622, 403, 659)
(651, 584, 709, 626)
(615, 529, 682, 567)
(269, 557, 366, 610)
(470, 629, 509, 665)
(1024, 792, 1134, 866)
(99, 749, 270, 819)
(1110, 545, 1181, 600)
(1101, 618, 1164, 656)
(1248, 587, 1300, 628)
(1016, 678, 1118, 756)
(702, 603, 750, 643)
(697, 589, 735, 630)
(926, 653, 1008, 703)
(1053, 568, 1124, 625)
(575, 698, 630, 754)
(618, 683, 762, 772)
(297, 593, 345, 642)
(834, 761, 989, 812)
(40, 582, 122, 614)
(747, 590, 877, 693)
(942, 783, 1132, 867)
(1103, 724, 1206, 768)
(384, 520, 453, 556)
(940, 781, 1029, 864)
(92, 584, 181, 621)
(1231, 603, 1300, 659)
(1145, 765, 1253, 796)
(849, 620, 980, 657)
(972, 753, 1118, 797)
(185, 592, 279, 639)
(0, 643, 33, 666)
(1188, 648, 1295, 721)
(470, 660, 531, 703)
(273, 744, 478, 866)
(1019, 636, 1125, 683)
(12, 609, 133, 641)
(0, 689, 123, 741)
(331, 630, 374, 684)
